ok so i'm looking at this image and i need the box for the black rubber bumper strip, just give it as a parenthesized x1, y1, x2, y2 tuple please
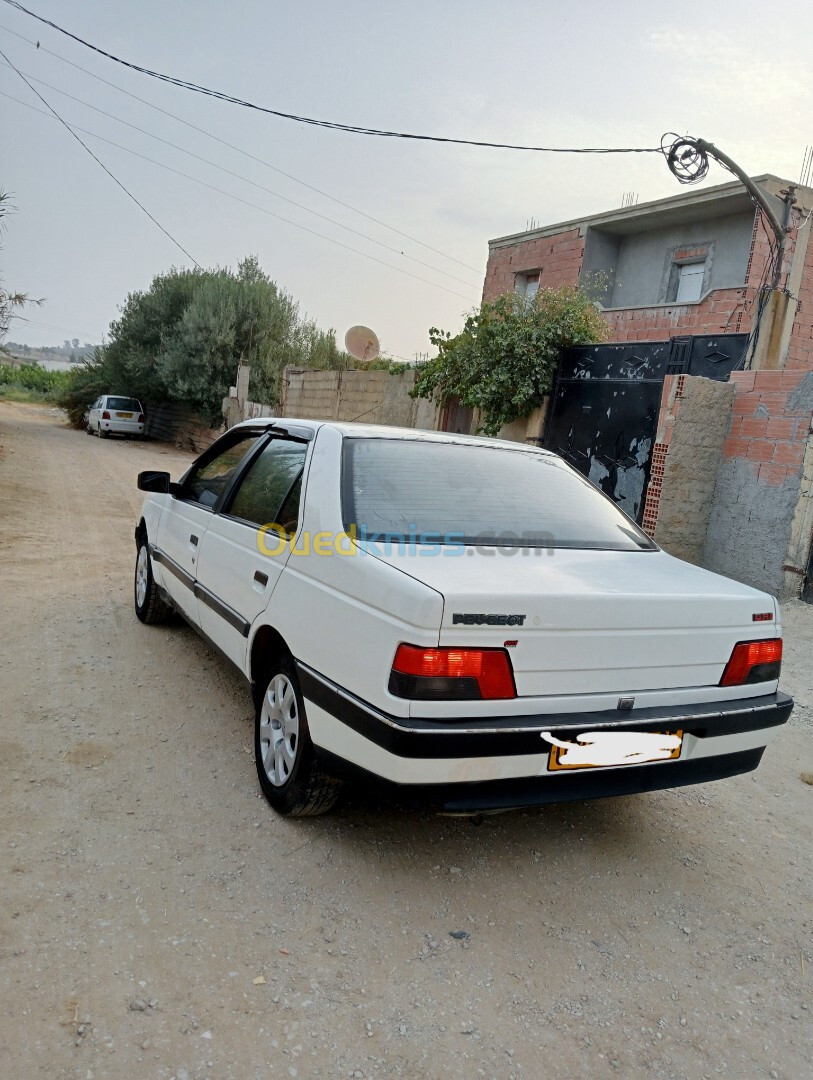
(193, 582, 250, 637)
(150, 545, 194, 590)
(296, 662, 793, 760)
(150, 546, 249, 636)
(315, 746, 765, 813)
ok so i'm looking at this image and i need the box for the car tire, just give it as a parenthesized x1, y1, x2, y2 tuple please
(134, 540, 172, 625)
(255, 656, 341, 816)
(99, 426, 108, 438)
(86, 424, 93, 435)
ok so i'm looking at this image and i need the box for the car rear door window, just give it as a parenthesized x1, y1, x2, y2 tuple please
(225, 439, 307, 530)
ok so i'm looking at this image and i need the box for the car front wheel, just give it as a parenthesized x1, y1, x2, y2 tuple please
(134, 540, 172, 625)
(255, 658, 341, 816)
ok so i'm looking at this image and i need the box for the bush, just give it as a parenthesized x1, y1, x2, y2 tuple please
(58, 348, 109, 427)
(59, 256, 348, 427)
(413, 286, 608, 436)
(0, 362, 70, 403)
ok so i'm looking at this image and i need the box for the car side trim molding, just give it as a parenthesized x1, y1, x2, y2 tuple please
(193, 581, 251, 638)
(150, 544, 250, 637)
(295, 661, 793, 760)
(150, 545, 194, 591)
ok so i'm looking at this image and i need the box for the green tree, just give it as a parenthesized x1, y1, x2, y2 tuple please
(412, 285, 609, 436)
(60, 256, 346, 426)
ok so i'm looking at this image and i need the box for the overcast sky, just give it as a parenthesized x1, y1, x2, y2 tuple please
(3, 0, 813, 358)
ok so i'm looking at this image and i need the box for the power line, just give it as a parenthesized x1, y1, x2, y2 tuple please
(0, 56, 479, 289)
(2, 90, 476, 301)
(0, 22, 482, 275)
(3, 1, 661, 156)
(0, 47, 200, 267)
(11, 315, 98, 338)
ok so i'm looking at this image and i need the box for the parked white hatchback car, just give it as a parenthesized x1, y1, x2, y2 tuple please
(88, 395, 145, 438)
(134, 419, 792, 816)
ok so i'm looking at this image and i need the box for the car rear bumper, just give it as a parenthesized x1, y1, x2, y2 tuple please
(101, 419, 144, 435)
(297, 661, 792, 808)
(316, 746, 767, 812)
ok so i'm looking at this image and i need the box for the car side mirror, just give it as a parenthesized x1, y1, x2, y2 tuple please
(137, 470, 171, 493)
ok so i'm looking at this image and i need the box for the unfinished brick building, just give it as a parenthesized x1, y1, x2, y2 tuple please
(483, 176, 813, 599)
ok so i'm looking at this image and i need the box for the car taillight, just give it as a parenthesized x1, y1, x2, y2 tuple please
(389, 644, 516, 701)
(102, 410, 111, 420)
(719, 639, 782, 686)
(138, 413, 145, 423)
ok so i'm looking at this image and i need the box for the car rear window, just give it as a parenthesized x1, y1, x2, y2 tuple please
(342, 438, 656, 551)
(106, 397, 141, 411)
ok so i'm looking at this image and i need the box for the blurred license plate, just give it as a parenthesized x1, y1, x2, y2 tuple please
(546, 730, 683, 771)
(116, 412, 133, 418)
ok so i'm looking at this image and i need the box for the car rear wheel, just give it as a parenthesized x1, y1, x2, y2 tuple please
(255, 657, 341, 816)
(134, 541, 172, 625)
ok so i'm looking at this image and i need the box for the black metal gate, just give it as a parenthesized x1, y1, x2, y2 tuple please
(544, 334, 748, 524)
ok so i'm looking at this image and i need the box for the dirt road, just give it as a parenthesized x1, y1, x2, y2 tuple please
(0, 401, 811, 1080)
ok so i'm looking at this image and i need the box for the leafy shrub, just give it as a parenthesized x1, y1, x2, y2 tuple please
(0, 361, 70, 402)
(413, 286, 608, 436)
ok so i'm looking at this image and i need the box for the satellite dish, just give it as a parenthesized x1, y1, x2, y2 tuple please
(344, 325, 380, 362)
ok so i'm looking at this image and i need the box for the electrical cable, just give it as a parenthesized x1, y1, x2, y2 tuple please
(3, 1, 661, 155)
(0, 47, 201, 267)
(0, 56, 480, 288)
(2, 89, 476, 301)
(0, 21, 482, 275)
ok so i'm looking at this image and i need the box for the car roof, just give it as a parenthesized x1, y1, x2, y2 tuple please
(227, 416, 556, 455)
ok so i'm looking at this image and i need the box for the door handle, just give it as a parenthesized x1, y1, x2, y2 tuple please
(253, 571, 269, 587)
(190, 534, 199, 546)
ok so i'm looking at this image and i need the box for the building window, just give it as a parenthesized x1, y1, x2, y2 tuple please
(674, 260, 706, 303)
(515, 271, 540, 299)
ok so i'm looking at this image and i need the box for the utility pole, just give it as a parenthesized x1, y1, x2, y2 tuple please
(663, 135, 803, 370)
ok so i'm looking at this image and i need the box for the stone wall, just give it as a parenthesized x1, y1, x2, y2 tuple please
(649, 376, 736, 564)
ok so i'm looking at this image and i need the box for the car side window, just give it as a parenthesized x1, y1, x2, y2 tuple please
(226, 439, 307, 531)
(185, 435, 262, 509)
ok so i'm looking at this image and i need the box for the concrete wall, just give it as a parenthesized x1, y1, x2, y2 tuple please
(602, 211, 753, 309)
(651, 376, 736, 564)
(281, 366, 438, 430)
(702, 370, 813, 597)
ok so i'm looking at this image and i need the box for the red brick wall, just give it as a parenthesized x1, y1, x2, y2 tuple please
(482, 228, 584, 302)
(722, 369, 810, 485)
(602, 289, 756, 341)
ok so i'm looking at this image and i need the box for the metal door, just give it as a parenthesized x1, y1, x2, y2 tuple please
(544, 335, 747, 524)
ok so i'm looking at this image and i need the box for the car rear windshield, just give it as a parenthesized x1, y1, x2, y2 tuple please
(341, 438, 656, 551)
(106, 397, 141, 411)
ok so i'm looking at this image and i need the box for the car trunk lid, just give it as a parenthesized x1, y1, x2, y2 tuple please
(365, 544, 778, 697)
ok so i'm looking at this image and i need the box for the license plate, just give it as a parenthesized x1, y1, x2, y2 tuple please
(545, 730, 683, 771)
(116, 412, 133, 418)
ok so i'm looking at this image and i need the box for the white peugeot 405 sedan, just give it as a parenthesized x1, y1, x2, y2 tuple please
(134, 419, 792, 816)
